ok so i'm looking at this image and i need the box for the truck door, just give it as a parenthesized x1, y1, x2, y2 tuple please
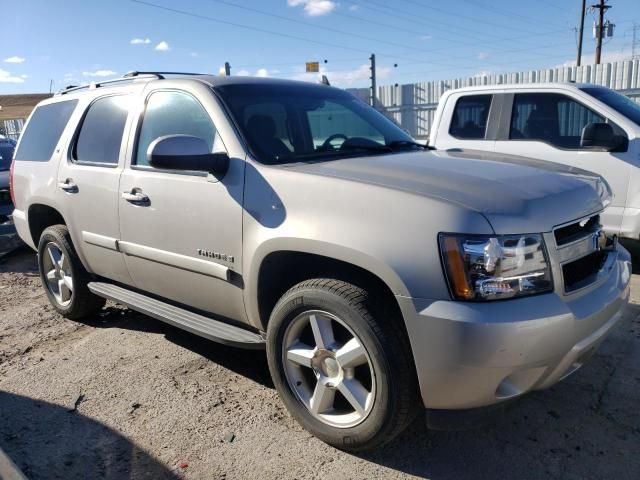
(431, 93, 499, 152)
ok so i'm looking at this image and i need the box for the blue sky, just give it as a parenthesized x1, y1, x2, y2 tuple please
(1, 0, 639, 94)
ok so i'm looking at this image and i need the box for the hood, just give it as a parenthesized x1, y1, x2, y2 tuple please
(287, 149, 608, 234)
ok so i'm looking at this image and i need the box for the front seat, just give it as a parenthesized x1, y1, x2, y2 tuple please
(246, 115, 291, 163)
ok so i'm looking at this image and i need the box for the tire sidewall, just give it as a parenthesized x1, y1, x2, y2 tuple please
(267, 285, 396, 450)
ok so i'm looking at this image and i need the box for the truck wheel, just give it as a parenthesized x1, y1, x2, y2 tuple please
(37, 225, 105, 319)
(266, 279, 419, 452)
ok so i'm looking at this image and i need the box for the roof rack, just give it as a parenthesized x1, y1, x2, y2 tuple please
(56, 71, 209, 96)
(123, 71, 207, 79)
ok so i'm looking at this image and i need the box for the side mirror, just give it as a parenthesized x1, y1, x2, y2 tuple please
(580, 122, 623, 151)
(148, 135, 229, 176)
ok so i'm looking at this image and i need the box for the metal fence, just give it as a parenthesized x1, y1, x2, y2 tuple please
(348, 59, 640, 140)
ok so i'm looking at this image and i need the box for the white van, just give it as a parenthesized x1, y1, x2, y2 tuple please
(429, 83, 640, 240)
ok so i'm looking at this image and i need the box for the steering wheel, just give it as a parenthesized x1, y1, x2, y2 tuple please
(320, 133, 349, 151)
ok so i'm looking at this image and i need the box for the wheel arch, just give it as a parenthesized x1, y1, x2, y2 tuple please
(27, 203, 67, 247)
(248, 239, 411, 332)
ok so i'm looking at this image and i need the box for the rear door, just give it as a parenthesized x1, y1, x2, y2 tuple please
(55, 93, 135, 285)
(432, 92, 500, 152)
(493, 91, 630, 234)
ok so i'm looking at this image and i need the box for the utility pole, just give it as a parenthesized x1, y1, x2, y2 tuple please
(577, 0, 586, 66)
(224, 62, 231, 76)
(369, 53, 376, 107)
(591, 0, 611, 64)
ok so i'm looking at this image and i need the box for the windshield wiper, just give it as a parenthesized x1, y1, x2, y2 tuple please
(275, 148, 386, 162)
(386, 140, 427, 150)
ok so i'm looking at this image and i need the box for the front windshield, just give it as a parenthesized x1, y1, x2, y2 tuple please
(581, 87, 640, 127)
(216, 83, 420, 164)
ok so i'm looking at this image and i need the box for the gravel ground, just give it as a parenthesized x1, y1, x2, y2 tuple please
(1, 248, 639, 480)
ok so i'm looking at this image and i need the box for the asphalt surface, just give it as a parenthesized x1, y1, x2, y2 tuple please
(1, 248, 639, 480)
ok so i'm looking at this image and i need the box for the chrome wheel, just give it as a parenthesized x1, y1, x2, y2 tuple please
(282, 310, 376, 428)
(42, 242, 73, 307)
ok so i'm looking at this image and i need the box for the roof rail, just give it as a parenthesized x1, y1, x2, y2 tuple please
(123, 71, 208, 79)
(56, 71, 209, 96)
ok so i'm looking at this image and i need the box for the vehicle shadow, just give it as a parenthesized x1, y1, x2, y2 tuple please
(78, 306, 274, 390)
(0, 246, 38, 274)
(0, 391, 180, 480)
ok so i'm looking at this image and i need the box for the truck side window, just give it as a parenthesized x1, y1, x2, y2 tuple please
(510, 93, 604, 149)
(135, 91, 222, 167)
(14, 100, 78, 162)
(449, 95, 492, 140)
(74, 95, 130, 165)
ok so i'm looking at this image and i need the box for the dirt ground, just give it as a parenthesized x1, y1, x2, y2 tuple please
(1, 248, 639, 480)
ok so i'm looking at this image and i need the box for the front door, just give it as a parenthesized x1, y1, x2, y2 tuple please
(118, 87, 246, 322)
(494, 92, 632, 234)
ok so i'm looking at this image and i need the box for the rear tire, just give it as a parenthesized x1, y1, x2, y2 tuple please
(266, 278, 419, 452)
(37, 224, 105, 319)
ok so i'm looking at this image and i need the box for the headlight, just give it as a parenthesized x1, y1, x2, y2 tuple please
(439, 233, 553, 301)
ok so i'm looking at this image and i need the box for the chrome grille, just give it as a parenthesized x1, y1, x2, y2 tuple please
(553, 214, 609, 294)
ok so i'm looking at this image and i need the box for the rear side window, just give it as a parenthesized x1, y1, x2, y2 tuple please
(509, 93, 605, 149)
(74, 95, 130, 165)
(14, 100, 78, 162)
(449, 95, 492, 140)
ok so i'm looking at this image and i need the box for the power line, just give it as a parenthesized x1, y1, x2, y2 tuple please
(389, 0, 546, 35)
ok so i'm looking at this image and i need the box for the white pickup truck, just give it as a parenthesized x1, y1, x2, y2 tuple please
(428, 83, 640, 240)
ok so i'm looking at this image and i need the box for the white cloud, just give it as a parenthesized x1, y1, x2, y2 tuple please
(348, 4, 359, 10)
(473, 70, 493, 78)
(155, 41, 170, 51)
(255, 68, 270, 77)
(130, 37, 151, 45)
(418, 35, 432, 41)
(477, 52, 489, 60)
(20, 74, 28, 79)
(236, 69, 250, 76)
(82, 69, 117, 77)
(291, 63, 391, 87)
(287, 0, 336, 16)
(190, 52, 199, 57)
(0, 69, 25, 83)
(4, 56, 25, 64)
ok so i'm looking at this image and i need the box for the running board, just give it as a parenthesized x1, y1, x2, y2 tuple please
(88, 282, 265, 349)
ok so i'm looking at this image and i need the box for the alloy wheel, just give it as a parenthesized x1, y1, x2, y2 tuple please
(282, 310, 376, 428)
(42, 242, 73, 307)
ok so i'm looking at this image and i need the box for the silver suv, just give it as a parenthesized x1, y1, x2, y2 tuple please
(10, 72, 631, 451)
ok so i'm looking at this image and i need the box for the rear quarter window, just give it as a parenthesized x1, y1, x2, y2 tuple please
(14, 100, 78, 162)
(448, 95, 493, 140)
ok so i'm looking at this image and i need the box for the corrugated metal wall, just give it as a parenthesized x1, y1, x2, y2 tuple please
(348, 59, 640, 139)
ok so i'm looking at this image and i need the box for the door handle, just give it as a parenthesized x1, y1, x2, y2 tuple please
(122, 190, 150, 204)
(58, 179, 78, 193)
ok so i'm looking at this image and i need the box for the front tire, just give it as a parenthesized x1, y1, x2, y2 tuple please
(37, 224, 105, 319)
(266, 279, 418, 452)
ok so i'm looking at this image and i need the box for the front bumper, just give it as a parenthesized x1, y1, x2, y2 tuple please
(398, 247, 631, 410)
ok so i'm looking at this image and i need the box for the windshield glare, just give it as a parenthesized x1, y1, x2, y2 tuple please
(216, 83, 417, 164)
(581, 87, 640, 127)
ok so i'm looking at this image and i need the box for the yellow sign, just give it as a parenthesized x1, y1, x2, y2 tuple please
(305, 62, 320, 73)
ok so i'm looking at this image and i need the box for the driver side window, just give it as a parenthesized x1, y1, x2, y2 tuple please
(307, 101, 384, 148)
(135, 90, 224, 167)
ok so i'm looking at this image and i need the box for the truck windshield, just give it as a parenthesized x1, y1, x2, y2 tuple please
(215, 83, 420, 164)
(581, 87, 640, 127)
